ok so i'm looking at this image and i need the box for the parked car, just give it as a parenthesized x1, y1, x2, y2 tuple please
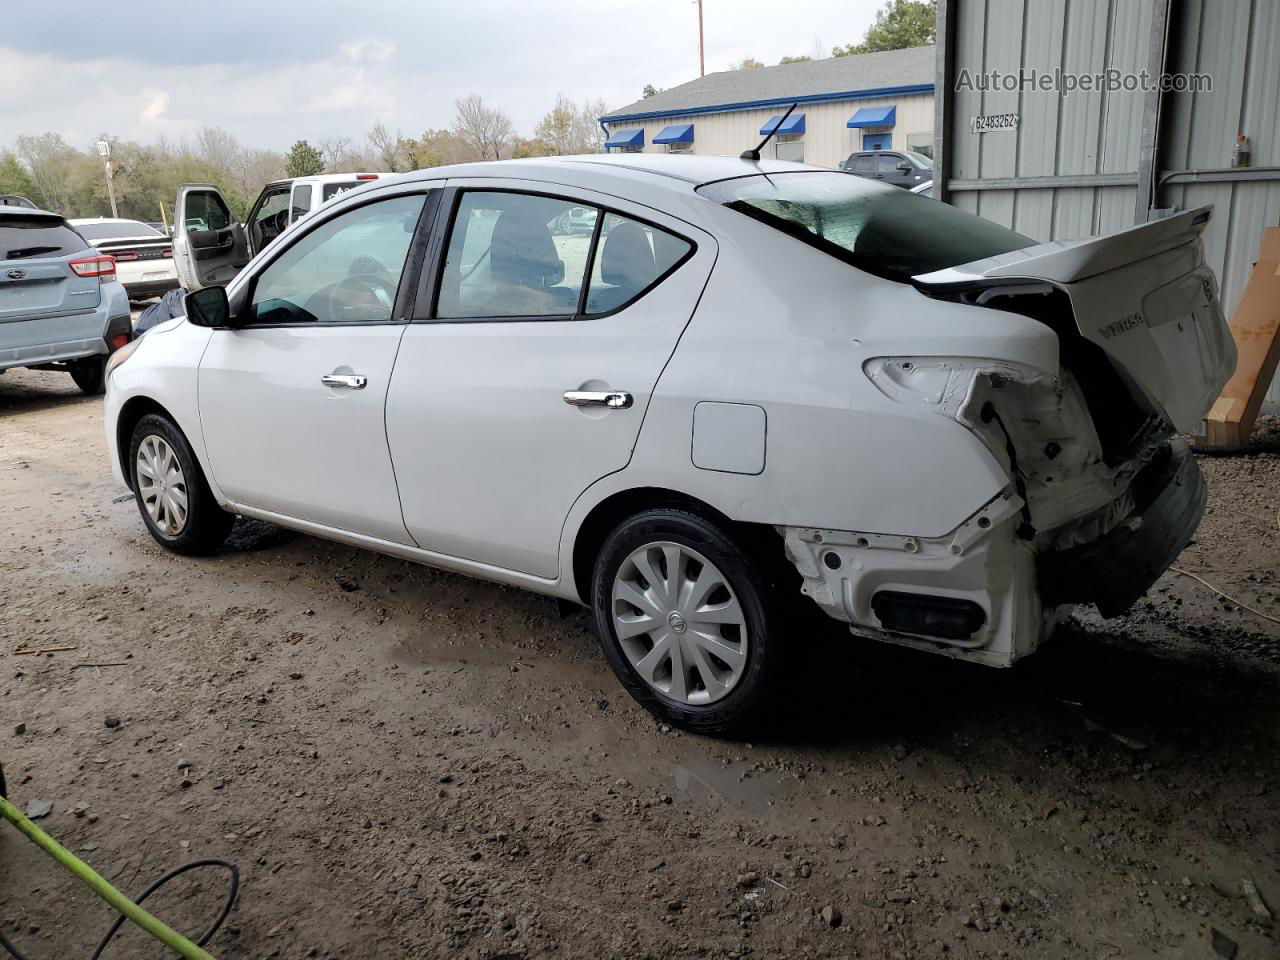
(70, 218, 179, 301)
(2, 206, 131, 393)
(104, 155, 1234, 734)
(172, 173, 383, 291)
(910, 180, 934, 198)
(553, 206, 597, 236)
(841, 149, 933, 188)
(1, 194, 38, 209)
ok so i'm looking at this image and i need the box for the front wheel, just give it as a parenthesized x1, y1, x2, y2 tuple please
(129, 414, 232, 555)
(591, 508, 786, 737)
(68, 357, 105, 395)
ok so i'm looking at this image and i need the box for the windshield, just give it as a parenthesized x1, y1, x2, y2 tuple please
(75, 220, 162, 240)
(699, 172, 1030, 283)
(2, 217, 89, 260)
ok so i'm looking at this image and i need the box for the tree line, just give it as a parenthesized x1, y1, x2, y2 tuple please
(0, 93, 607, 222)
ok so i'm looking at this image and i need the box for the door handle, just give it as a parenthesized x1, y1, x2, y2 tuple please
(563, 390, 633, 409)
(321, 374, 368, 389)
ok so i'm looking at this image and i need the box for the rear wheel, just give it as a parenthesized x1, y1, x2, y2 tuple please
(591, 508, 785, 737)
(69, 357, 105, 395)
(129, 414, 232, 555)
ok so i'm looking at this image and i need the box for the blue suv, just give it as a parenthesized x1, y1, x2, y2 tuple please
(0, 207, 131, 394)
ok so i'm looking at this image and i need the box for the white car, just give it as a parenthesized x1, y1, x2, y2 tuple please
(70, 218, 178, 301)
(172, 173, 384, 291)
(103, 155, 1235, 734)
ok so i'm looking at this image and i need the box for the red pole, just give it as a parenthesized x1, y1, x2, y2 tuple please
(698, 0, 705, 76)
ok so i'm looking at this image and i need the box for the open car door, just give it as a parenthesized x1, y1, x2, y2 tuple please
(172, 183, 250, 291)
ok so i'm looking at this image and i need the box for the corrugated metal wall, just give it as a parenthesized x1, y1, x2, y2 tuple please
(944, 0, 1280, 400)
(1162, 0, 1280, 399)
(603, 93, 935, 169)
(946, 0, 1152, 235)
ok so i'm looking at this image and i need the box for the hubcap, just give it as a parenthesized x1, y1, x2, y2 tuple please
(135, 435, 188, 536)
(611, 541, 749, 706)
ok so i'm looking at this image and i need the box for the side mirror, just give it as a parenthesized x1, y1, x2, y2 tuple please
(896, 161, 912, 173)
(185, 286, 234, 328)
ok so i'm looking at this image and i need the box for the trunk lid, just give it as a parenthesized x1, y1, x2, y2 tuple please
(914, 205, 1236, 434)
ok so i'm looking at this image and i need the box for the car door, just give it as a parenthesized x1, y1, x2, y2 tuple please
(385, 182, 715, 578)
(172, 184, 250, 290)
(198, 187, 437, 542)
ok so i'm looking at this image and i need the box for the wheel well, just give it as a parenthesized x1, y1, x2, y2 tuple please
(115, 396, 173, 490)
(569, 487, 780, 606)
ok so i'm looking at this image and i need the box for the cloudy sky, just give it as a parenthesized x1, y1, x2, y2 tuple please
(1, 0, 884, 151)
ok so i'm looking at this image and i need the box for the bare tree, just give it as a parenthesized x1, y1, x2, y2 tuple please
(575, 98, 609, 154)
(14, 133, 77, 213)
(453, 95, 514, 161)
(367, 121, 409, 172)
(235, 148, 286, 199)
(318, 135, 353, 172)
(195, 126, 240, 173)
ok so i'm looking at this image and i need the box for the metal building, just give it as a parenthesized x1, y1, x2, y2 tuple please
(600, 46, 935, 169)
(935, 0, 1280, 398)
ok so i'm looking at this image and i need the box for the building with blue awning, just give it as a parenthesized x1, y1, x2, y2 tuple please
(599, 45, 934, 168)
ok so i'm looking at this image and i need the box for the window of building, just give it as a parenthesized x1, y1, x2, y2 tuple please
(666, 142, 693, 154)
(775, 135, 804, 163)
(906, 132, 934, 159)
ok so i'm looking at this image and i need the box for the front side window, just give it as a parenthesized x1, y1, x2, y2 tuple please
(183, 192, 231, 233)
(585, 213, 692, 314)
(876, 154, 904, 174)
(249, 194, 425, 325)
(699, 172, 1031, 283)
(437, 192, 598, 319)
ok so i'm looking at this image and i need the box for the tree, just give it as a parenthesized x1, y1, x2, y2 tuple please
(778, 55, 812, 64)
(368, 121, 412, 173)
(453, 95, 514, 162)
(834, 0, 936, 55)
(14, 133, 78, 213)
(0, 152, 37, 201)
(195, 126, 240, 173)
(730, 57, 765, 70)
(284, 140, 324, 177)
(642, 83, 664, 99)
(533, 94, 578, 155)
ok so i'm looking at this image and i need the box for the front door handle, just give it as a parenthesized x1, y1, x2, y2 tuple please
(563, 390, 633, 409)
(321, 374, 367, 390)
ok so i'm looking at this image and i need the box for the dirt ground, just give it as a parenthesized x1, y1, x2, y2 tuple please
(2, 366, 1278, 960)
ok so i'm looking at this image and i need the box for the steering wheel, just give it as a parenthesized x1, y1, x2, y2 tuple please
(324, 273, 397, 321)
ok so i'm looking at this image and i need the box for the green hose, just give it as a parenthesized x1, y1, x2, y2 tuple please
(0, 794, 218, 960)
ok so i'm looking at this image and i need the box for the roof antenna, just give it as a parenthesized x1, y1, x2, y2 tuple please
(741, 101, 798, 161)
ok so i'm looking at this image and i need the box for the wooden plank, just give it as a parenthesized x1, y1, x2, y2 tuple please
(1202, 227, 1280, 447)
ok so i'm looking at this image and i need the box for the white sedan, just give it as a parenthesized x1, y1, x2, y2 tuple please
(70, 218, 178, 301)
(103, 155, 1235, 734)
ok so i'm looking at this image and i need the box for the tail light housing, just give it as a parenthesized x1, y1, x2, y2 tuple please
(69, 254, 117, 284)
(162, 247, 172, 258)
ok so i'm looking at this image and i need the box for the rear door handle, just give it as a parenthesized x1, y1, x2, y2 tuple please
(563, 390, 633, 409)
(321, 374, 367, 389)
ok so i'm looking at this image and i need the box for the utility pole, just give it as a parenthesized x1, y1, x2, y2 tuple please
(96, 138, 119, 219)
(696, 0, 706, 77)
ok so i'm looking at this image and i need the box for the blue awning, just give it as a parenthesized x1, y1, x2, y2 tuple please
(604, 128, 644, 149)
(652, 123, 695, 145)
(759, 113, 806, 136)
(848, 105, 896, 128)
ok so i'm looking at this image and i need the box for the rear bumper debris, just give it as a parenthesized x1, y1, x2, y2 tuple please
(1037, 441, 1205, 617)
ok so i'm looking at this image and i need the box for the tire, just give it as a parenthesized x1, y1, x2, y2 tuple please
(69, 357, 106, 395)
(591, 508, 786, 737)
(128, 413, 233, 555)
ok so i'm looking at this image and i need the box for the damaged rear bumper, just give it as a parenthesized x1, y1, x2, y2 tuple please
(1037, 441, 1204, 617)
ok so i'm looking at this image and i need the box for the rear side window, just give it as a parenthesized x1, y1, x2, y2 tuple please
(852, 155, 873, 174)
(323, 181, 364, 202)
(585, 213, 692, 315)
(1, 217, 89, 259)
(699, 171, 1031, 283)
(437, 192, 599, 319)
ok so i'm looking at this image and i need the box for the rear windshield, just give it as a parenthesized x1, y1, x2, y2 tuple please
(1, 217, 90, 260)
(698, 172, 1031, 283)
(75, 220, 162, 240)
